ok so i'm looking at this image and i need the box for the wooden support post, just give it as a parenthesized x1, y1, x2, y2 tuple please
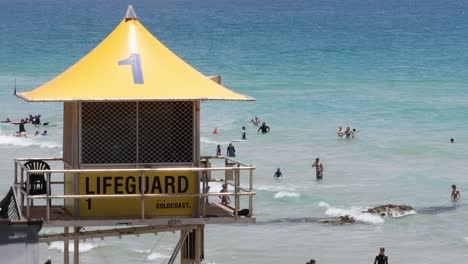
(64, 227, 69, 264)
(180, 226, 204, 264)
(194, 226, 202, 264)
(234, 164, 240, 217)
(74, 227, 80, 264)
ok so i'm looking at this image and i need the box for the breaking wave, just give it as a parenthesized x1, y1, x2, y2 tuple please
(146, 252, 170, 261)
(48, 241, 97, 253)
(274, 191, 301, 199)
(0, 133, 60, 149)
(200, 136, 231, 145)
(318, 202, 384, 224)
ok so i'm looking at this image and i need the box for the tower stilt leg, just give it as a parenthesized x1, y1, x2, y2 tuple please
(73, 227, 80, 264)
(64, 227, 69, 264)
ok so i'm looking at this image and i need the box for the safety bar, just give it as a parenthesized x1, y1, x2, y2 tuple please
(14, 157, 255, 221)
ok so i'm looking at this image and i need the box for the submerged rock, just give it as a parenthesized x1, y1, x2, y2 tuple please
(319, 215, 355, 224)
(366, 204, 415, 217)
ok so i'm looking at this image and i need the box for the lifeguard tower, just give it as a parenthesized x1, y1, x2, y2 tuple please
(2, 6, 255, 263)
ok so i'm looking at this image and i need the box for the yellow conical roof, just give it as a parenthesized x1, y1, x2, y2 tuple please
(17, 6, 254, 102)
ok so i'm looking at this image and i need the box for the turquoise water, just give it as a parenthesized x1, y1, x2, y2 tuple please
(1, 0, 468, 263)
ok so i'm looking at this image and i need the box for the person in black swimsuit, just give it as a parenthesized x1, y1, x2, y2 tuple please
(345, 126, 352, 138)
(241, 126, 247, 140)
(257, 122, 270, 134)
(374, 248, 388, 264)
(273, 168, 283, 179)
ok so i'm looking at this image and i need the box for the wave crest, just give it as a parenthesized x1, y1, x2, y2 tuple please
(319, 201, 384, 224)
(48, 241, 96, 253)
(274, 191, 301, 199)
(0, 134, 60, 149)
(146, 252, 170, 261)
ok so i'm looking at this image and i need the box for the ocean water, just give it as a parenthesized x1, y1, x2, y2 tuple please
(1, 0, 468, 263)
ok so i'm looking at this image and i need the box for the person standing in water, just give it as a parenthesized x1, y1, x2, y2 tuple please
(18, 119, 27, 137)
(19, 119, 26, 133)
(257, 122, 270, 134)
(226, 143, 236, 157)
(241, 126, 247, 140)
(312, 158, 323, 180)
(273, 168, 283, 179)
(337, 127, 344, 137)
(374, 247, 388, 264)
(450, 138, 455, 143)
(451, 184, 461, 201)
(216, 145, 222, 156)
(345, 126, 352, 138)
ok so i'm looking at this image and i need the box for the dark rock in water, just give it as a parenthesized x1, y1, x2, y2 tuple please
(366, 204, 415, 217)
(319, 215, 355, 224)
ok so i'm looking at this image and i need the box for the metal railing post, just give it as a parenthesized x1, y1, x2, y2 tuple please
(26, 171, 30, 218)
(234, 163, 240, 217)
(249, 165, 253, 216)
(140, 171, 145, 219)
(202, 159, 208, 217)
(46, 173, 51, 221)
(20, 167, 24, 210)
(14, 160, 18, 187)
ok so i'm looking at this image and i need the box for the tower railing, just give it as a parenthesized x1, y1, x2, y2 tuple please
(13, 157, 255, 223)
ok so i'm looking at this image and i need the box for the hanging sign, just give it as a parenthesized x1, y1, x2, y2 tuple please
(77, 171, 197, 217)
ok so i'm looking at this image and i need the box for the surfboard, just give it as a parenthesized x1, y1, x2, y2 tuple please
(231, 139, 247, 142)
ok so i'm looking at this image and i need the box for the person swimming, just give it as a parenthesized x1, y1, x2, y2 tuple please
(257, 122, 270, 134)
(42, 130, 48, 136)
(226, 143, 236, 157)
(273, 168, 283, 179)
(212, 128, 219, 135)
(337, 127, 344, 137)
(241, 126, 247, 140)
(451, 184, 461, 201)
(345, 126, 352, 138)
(312, 158, 323, 180)
(250, 116, 260, 126)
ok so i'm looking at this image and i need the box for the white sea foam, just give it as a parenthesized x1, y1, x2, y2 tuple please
(274, 191, 301, 199)
(134, 249, 151, 254)
(319, 202, 384, 224)
(256, 185, 296, 192)
(200, 136, 231, 145)
(386, 209, 416, 218)
(48, 241, 96, 253)
(0, 133, 60, 149)
(146, 252, 170, 261)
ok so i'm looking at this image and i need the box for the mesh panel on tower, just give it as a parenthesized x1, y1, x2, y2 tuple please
(81, 101, 194, 165)
(81, 102, 137, 164)
(138, 101, 194, 163)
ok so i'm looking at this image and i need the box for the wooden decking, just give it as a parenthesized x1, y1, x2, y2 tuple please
(23, 203, 255, 227)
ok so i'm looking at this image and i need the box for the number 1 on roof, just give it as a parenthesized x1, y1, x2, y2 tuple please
(118, 53, 144, 84)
